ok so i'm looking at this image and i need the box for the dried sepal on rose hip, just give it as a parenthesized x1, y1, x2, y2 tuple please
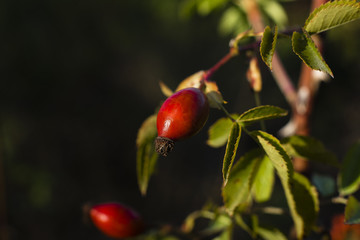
(90, 202, 144, 239)
(155, 87, 210, 156)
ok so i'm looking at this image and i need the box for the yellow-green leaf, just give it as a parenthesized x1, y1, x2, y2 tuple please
(222, 122, 241, 185)
(260, 26, 278, 70)
(222, 149, 263, 213)
(136, 114, 159, 195)
(305, 0, 360, 35)
(345, 195, 360, 224)
(207, 114, 239, 148)
(292, 30, 333, 77)
(237, 105, 288, 125)
(338, 140, 360, 196)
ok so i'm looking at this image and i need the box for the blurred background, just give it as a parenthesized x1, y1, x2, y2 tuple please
(1, 0, 360, 239)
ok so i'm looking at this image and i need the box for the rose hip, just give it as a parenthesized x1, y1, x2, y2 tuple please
(155, 87, 209, 156)
(90, 202, 144, 239)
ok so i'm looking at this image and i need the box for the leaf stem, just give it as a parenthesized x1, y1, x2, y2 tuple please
(204, 47, 238, 81)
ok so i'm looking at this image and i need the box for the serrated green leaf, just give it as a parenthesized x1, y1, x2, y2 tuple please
(251, 131, 293, 178)
(281, 135, 339, 168)
(260, 26, 278, 70)
(223, 149, 263, 213)
(252, 131, 319, 238)
(252, 155, 275, 203)
(292, 30, 333, 77)
(257, 226, 287, 240)
(207, 114, 239, 148)
(345, 195, 360, 224)
(237, 105, 288, 125)
(136, 114, 159, 195)
(338, 140, 360, 196)
(222, 122, 242, 185)
(305, 0, 360, 35)
(291, 172, 320, 236)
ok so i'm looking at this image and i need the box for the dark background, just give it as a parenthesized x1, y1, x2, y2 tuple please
(1, 0, 360, 239)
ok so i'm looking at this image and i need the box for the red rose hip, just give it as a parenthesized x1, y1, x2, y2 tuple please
(90, 202, 144, 239)
(155, 87, 209, 156)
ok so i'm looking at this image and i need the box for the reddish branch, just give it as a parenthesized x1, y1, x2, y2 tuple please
(242, 0, 328, 172)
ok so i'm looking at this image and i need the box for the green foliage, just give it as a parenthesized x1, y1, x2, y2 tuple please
(257, 226, 287, 240)
(218, 6, 249, 36)
(304, 0, 360, 35)
(312, 173, 336, 197)
(222, 149, 263, 213)
(292, 30, 333, 77)
(252, 131, 319, 239)
(260, 26, 278, 70)
(136, 114, 159, 195)
(207, 114, 239, 148)
(237, 105, 288, 125)
(222, 122, 242, 185)
(338, 140, 360, 196)
(345, 195, 360, 224)
(252, 155, 275, 203)
(281, 135, 339, 167)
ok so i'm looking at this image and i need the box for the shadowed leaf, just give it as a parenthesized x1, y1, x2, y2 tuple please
(136, 114, 159, 195)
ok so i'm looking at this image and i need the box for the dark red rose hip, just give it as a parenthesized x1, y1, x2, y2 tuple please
(90, 202, 144, 239)
(155, 87, 209, 156)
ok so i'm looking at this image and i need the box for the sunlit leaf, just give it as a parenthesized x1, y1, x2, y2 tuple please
(136, 114, 159, 195)
(252, 155, 275, 203)
(159, 81, 174, 97)
(207, 114, 239, 148)
(223, 149, 263, 213)
(237, 105, 287, 125)
(260, 26, 278, 70)
(197, 0, 228, 16)
(222, 122, 242, 185)
(257, 226, 287, 240)
(175, 71, 205, 92)
(204, 81, 226, 109)
(345, 195, 360, 224)
(281, 135, 339, 167)
(292, 30, 333, 77)
(291, 172, 320, 236)
(252, 131, 318, 238)
(338, 140, 360, 196)
(305, 0, 360, 35)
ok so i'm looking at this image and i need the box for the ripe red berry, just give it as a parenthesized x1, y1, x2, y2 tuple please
(90, 202, 144, 239)
(155, 87, 209, 156)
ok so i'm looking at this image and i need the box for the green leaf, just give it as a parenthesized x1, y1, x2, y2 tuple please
(252, 155, 275, 203)
(136, 114, 159, 195)
(207, 114, 239, 148)
(338, 140, 360, 196)
(223, 149, 263, 214)
(290, 172, 320, 236)
(252, 131, 319, 238)
(292, 30, 333, 77)
(345, 195, 360, 224)
(251, 131, 293, 179)
(257, 226, 287, 240)
(218, 6, 249, 36)
(304, 0, 360, 35)
(257, 0, 288, 28)
(260, 26, 278, 70)
(237, 105, 288, 125)
(281, 135, 339, 168)
(222, 122, 242, 185)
